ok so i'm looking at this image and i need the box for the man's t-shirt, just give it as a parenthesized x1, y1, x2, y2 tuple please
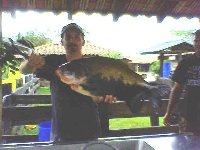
(172, 54, 200, 121)
(35, 54, 101, 142)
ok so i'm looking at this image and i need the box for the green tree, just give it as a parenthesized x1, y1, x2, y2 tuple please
(171, 29, 195, 39)
(150, 60, 160, 75)
(0, 43, 19, 78)
(99, 51, 124, 59)
(1, 31, 53, 78)
(16, 31, 52, 47)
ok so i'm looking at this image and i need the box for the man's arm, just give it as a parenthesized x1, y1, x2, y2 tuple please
(163, 82, 184, 126)
(19, 53, 45, 74)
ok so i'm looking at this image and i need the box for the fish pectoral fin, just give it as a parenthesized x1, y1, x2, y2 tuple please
(70, 84, 79, 90)
(70, 84, 102, 103)
(70, 84, 97, 99)
(78, 76, 87, 83)
(81, 84, 98, 92)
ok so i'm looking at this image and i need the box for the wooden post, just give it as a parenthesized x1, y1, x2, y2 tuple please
(150, 115, 159, 126)
(2, 83, 12, 96)
(177, 52, 182, 62)
(159, 53, 164, 77)
(0, 5, 3, 142)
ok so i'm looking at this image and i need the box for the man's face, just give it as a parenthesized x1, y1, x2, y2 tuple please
(61, 29, 85, 54)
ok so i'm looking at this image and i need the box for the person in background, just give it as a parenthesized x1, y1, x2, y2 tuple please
(19, 23, 116, 143)
(163, 29, 200, 135)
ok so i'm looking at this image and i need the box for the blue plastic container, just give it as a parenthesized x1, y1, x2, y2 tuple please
(163, 62, 172, 78)
(38, 120, 51, 142)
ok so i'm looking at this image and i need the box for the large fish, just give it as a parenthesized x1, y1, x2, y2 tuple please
(56, 56, 163, 113)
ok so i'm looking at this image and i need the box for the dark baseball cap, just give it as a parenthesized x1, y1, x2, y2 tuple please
(61, 23, 84, 38)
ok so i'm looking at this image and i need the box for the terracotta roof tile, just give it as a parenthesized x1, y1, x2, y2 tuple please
(34, 42, 157, 64)
(34, 41, 114, 56)
(34, 41, 159, 64)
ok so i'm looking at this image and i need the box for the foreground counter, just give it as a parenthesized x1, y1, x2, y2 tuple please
(0, 133, 199, 150)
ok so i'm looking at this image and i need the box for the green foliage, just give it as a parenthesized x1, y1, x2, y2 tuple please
(99, 51, 124, 59)
(22, 126, 38, 135)
(1, 31, 52, 77)
(36, 87, 51, 94)
(0, 43, 19, 77)
(171, 29, 195, 38)
(150, 59, 171, 76)
(110, 117, 164, 129)
(110, 117, 151, 129)
(11, 125, 38, 135)
(1, 62, 20, 79)
(17, 31, 52, 47)
(149, 60, 160, 75)
(2, 65, 9, 79)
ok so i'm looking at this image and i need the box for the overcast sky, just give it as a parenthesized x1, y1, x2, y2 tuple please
(2, 11, 200, 57)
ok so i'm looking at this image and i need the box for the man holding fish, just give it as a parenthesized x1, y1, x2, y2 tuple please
(19, 23, 116, 143)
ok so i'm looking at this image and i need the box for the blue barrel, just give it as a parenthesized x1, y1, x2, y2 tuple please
(38, 120, 51, 142)
(162, 62, 172, 78)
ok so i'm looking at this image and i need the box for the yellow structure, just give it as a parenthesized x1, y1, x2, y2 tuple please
(2, 69, 22, 91)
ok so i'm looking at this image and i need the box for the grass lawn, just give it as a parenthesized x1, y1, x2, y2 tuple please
(36, 86, 51, 94)
(110, 117, 151, 129)
(110, 117, 164, 129)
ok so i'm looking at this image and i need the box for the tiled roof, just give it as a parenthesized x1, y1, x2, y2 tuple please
(34, 42, 157, 64)
(34, 41, 115, 56)
(141, 39, 194, 55)
(35, 43, 65, 55)
(130, 55, 158, 64)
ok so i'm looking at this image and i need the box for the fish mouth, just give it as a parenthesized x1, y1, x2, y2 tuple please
(57, 72, 91, 98)
(56, 69, 86, 85)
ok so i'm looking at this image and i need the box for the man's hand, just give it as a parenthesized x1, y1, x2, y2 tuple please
(163, 113, 172, 126)
(28, 53, 45, 70)
(20, 53, 45, 74)
(93, 95, 117, 104)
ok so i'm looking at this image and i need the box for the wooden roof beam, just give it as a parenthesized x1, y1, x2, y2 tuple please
(113, 14, 120, 22)
(111, 0, 128, 22)
(68, 12, 73, 20)
(66, 0, 74, 16)
(156, 0, 179, 22)
(157, 15, 165, 23)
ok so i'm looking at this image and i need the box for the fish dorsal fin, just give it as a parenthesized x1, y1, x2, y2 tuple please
(118, 58, 135, 71)
(120, 58, 131, 63)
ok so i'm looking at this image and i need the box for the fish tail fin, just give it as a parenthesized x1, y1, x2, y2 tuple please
(127, 83, 171, 114)
(126, 91, 148, 114)
(148, 83, 171, 112)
